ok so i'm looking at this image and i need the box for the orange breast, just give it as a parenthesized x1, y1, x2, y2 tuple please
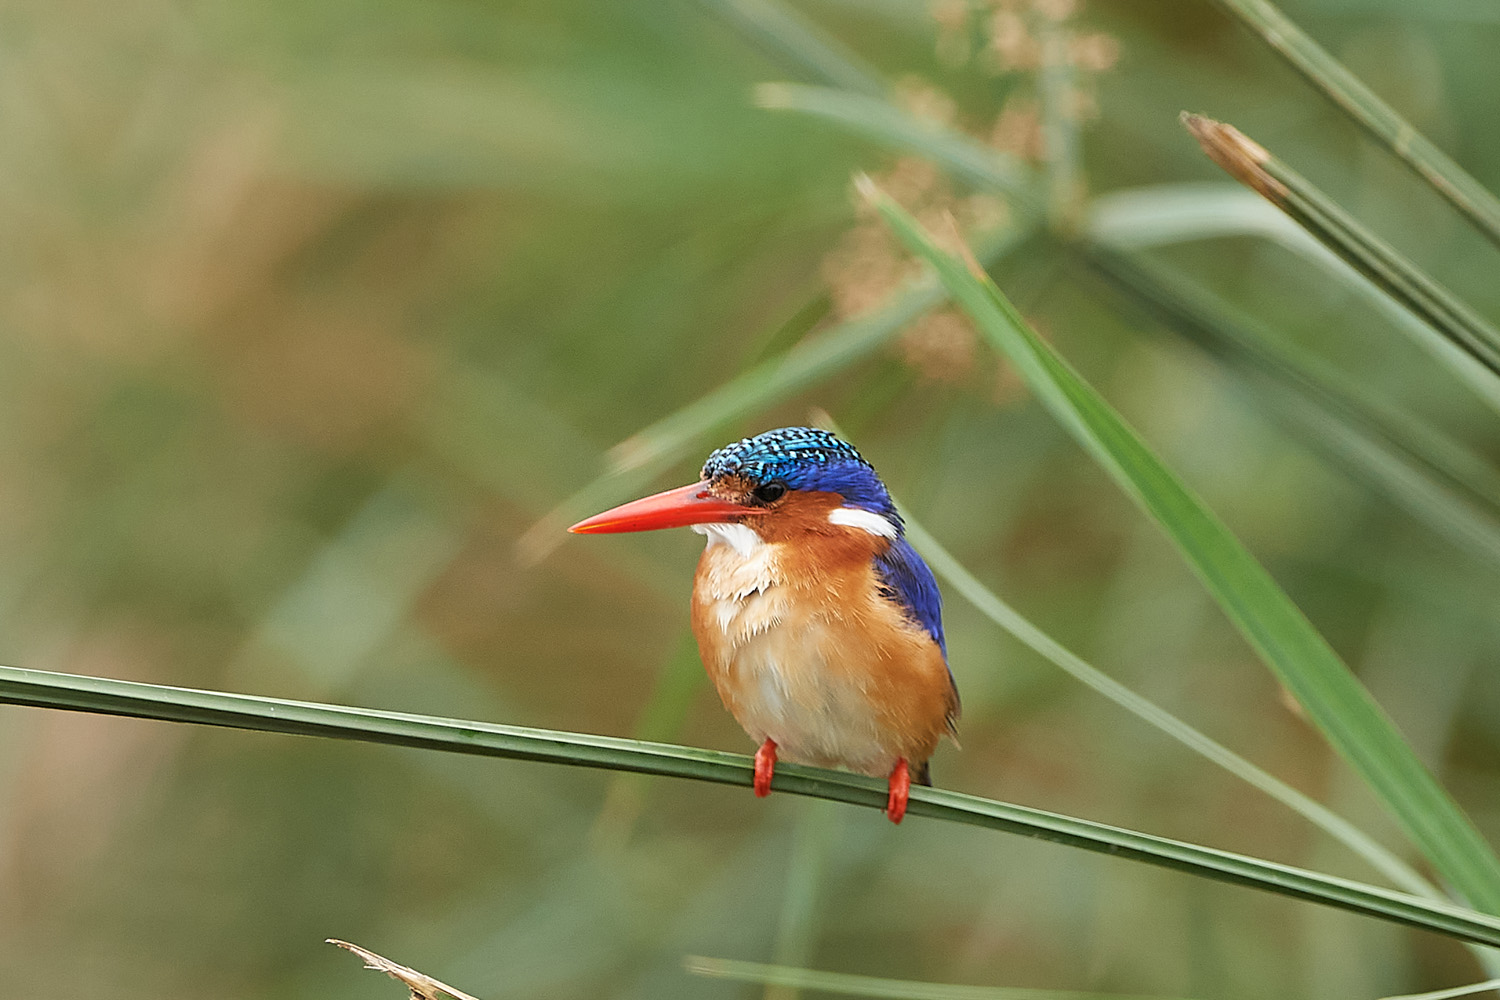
(689, 518, 956, 778)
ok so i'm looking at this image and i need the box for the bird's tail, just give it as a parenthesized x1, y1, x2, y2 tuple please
(912, 761, 933, 787)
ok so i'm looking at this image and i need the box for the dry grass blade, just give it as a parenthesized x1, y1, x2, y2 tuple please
(1182, 114, 1500, 383)
(1207, 0, 1500, 249)
(1183, 114, 1500, 379)
(329, 940, 484, 1000)
(1179, 114, 1284, 201)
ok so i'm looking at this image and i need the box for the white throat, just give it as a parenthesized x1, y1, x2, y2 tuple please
(692, 521, 765, 557)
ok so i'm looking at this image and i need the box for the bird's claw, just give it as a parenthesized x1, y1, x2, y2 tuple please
(886, 759, 911, 824)
(754, 739, 777, 797)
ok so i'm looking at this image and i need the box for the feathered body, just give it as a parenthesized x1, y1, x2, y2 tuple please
(687, 430, 958, 783)
(571, 426, 959, 821)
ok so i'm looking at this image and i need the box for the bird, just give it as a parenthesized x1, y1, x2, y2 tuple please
(569, 426, 958, 823)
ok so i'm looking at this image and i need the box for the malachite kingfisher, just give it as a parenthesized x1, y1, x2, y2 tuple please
(570, 427, 959, 823)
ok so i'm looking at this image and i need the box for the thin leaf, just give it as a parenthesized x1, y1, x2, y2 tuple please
(3, 663, 1500, 945)
(862, 176, 1500, 914)
(899, 515, 1436, 899)
(684, 955, 1197, 1000)
(1207, 0, 1500, 249)
(811, 407, 1433, 897)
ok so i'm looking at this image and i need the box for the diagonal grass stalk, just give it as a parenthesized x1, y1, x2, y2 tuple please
(4, 663, 1500, 945)
(809, 411, 1433, 898)
(1207, 0, 1500, 250)
(1182, 114, 1500, 380)
(898, 514, 1434, 899)
(863, 177, 1500, 914)
(903, 428, 1500, 985)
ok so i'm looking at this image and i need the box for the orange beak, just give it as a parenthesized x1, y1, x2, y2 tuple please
(568, 482, 765, 534)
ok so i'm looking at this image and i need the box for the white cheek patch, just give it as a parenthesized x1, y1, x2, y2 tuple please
(827, 506, 898, 538)
(692, 521, 765, 557)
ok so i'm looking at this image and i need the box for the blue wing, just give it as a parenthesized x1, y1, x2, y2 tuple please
(874, 537, 947, 657)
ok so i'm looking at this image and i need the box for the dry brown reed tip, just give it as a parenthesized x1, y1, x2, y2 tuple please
(1180, 112, 1287, 201)
(328, 939, 484, 1000)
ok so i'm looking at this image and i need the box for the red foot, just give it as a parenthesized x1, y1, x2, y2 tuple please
(886, 759, 911, 824)
(754, 739, 777, 797)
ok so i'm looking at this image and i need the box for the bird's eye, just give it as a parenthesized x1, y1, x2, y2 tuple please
(752, 481, 786, 504)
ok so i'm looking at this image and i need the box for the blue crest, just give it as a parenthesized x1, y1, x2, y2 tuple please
(702, 428, 947, 656)
(701, 427, 898, 518)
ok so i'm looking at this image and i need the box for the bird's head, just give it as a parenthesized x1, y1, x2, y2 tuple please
(568, 427, 902, 543)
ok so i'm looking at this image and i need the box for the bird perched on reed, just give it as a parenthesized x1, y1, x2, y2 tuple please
(570, 427, 958, 823)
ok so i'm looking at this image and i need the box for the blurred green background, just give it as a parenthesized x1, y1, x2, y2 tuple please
(1, 0, 1499, 997)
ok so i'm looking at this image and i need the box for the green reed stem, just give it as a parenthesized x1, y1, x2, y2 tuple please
(3, 662, 1500, 946)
